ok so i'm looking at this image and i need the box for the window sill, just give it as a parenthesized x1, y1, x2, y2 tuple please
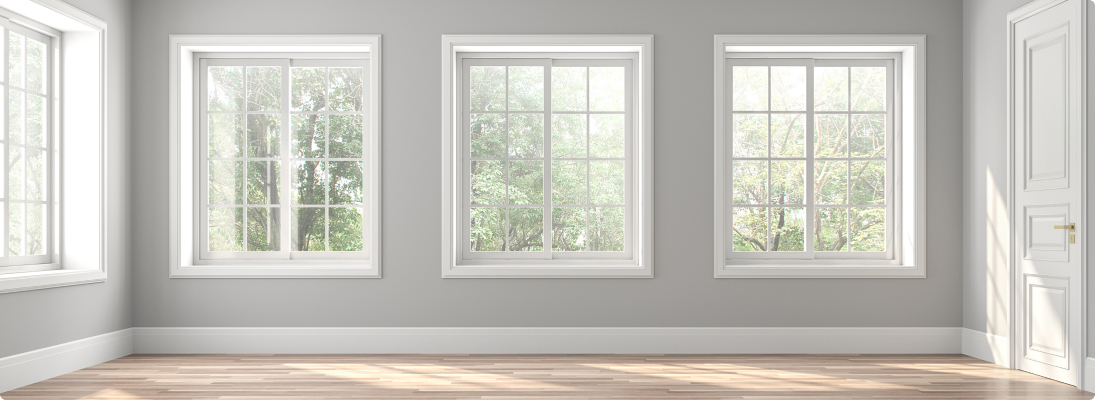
(444, 264, 652, 278)
(0, 269, 107, 294)
(717, 264, 925, 278)
(170, 264, 379, 279)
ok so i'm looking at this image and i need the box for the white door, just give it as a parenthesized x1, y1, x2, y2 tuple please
(1009, 0, 1087, 387)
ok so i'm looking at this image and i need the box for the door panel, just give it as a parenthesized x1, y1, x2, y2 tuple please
(1025, 27, 1070, 190)
(1026, 274, 1069, 368)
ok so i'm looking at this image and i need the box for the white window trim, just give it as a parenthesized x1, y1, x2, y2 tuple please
(713, 35, 926, 278)
(0, 0, 107, 294)
(168, 35, 382, 278)
(441, 35, 653, 278)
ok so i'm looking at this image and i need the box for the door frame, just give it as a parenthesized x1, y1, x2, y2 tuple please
(1007, 0, 1089, 387)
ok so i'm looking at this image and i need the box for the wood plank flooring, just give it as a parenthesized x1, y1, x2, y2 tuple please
(2, 354, 1092, 399)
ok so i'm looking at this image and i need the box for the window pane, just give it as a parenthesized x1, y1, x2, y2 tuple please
(507, 207, 543, 251)
(771, 66, 806, 111)
(26, 96, 44, 148)
(589, 114, 624, 159)
(291, 207, 325, 251)
(8, 202, 21, 256)
(8, 146, 22, 200)
(470, 113, 505, 159)
(291, 114, 324, 159)
(770, 114, 805, 158)
(850, 207, 886, 252)
(208, 160, 243, 205)
(246, 207, 280, 251)
(247, 114, 281, 158)
(328, 161, 363, 205)
(551, 160, 587, 205)
(589, 206, 624, 251)
(471, 160, 504, 205)
(329, 114, 363, 158)
(508, 114, 543, 158)
(551, 67, 586, 112)
(508, 66, 543, 111)
(551, 114, 586, 158)
(247, 161, 280, 205)
(470, 207, 504, 251)
(9, 91, 22, 144)
(850, 161, 885, 205)
(210, 113, 245, 158)
(292, 161, 326, 205)
(851, 67, 886, 112)
(770, 160, 804, 205)
(814, 114, 848, 158)
(732, 160, 767, 205)
(246, 66, 281, 111)
(8, 32, 23, 88)
(815, 207, 848, 251)
(589, 160, 624, 205)
(551, 207, 585, 251)
(470, 66, 505, 112)
(732, 66, 767, 111)
(814, 67, 848, 111)
(26, 38, 45, 95)
(732, 207, 766, 251)
(814, 160, 848, 205)
(208, 207, 243, 251)
(508, 160, 543, 205)
(26, 149, 44, 201)
(589, 67, 624, 112)
(329, 67, 363, 112)
(291, 67, 326, 112)
(27, 203, 43, 255)
(850, 114, 885, 158)
(329, 207, 363, 251)
(769, 207, 804, 252)
(209, 66, 244, 112)
(732, 114, 767, 158)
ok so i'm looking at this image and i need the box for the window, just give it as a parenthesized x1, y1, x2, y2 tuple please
(714, 35, 926, 278)
(442, 35, 652, 278)
(169, 35, 381, 278)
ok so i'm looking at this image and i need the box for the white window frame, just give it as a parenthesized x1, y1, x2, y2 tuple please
(441, 35, 653, 278)
(713, 35, 926, 278)
(169, 35, 382, 278)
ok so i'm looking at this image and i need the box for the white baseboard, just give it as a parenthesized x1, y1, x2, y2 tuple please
(133, 327, 962, 354)
(0, 328, 133, 393)
(960, 328, 1009, 366)
(1084, 358, 1095, 393)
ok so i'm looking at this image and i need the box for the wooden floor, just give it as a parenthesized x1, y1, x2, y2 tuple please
(2, 354, 1092, 399)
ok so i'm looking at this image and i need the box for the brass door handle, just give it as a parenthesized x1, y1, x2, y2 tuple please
(1054, 223, 1076, 231)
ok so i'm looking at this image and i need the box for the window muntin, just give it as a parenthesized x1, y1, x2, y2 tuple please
(727, 57, 896, 262)
(197, 57, 369, 262)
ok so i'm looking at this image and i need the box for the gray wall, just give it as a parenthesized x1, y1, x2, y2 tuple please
(0, 0, 130, 359)
(130, 0, 964, 328)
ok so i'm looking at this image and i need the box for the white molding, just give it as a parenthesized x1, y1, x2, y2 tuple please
(960, 328, 1010, 367)
(1084, 357, 1095, 392)
(0, 328, 131, 393)
(0, 269, 105, 294)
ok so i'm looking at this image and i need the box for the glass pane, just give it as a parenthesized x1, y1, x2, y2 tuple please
(247, 161, 280, 205)
(732, 114, 767, 158)
(27, 203, 43, 255)
(507, 207, 543, 251)
(851, 67, 886, 112)
(850, 161, 885, 205)
(291, 207, 325, 251)
(589, 207, 624, 251)
(246, 66, 281, 111)
(508, 66, 543, 111)
(208, 66, 244, 112)
(470, 207, 504, 251)
(26, 38, 45, 94)
(247, 114, 281, 158)
(731, 160, 767, 205)
(209, 160, 243, 205)
(470, 113, 505, 159)
(770, 114, 805, 158)
(328, 161, 363, 205)
(329, 114, 363, 158)
(551, 114, 586, 158)
(26, 96, 44, 148)
(551, 160, 587, 205)
(210, 113, 245, 158)
(9, 91, 22, 144)
(814, 160, 848, 205)
(329, 67, 363, 112)
(246, 207, 280, 251)
(7, 146, 21, 200)
(589, 67, 624, 112)
(814, 114, 848, 158)
(850, 114, 885, 158)
(471, 160, 504, 205)
(551, 207, 585, 251)
(815, 207, 848, 252)
(291, 114, 324, 159)
(850, 207, 886, 252)
(508, 160, 542, 205)
(8, 32, 23, 88)
(732, 66, 767, 111)
(470, 66, 506, 112)
(551, 67, 586, 112)
(589, 160, 624, 205)
(208, 207, 243, 251)
(732, 207, 766, 251)
(26, 148, 44, 201)
(291, 67, 326, 112)
(589, 114, 624, 159)
(814, 67, 848, 111)
(329, 207, 364, 251)
(770, 160, 804, 205)
(771, 66, 806, 111)
(508, 114, 543, 158)
(292, 161, 326, 205)
(769, 207, 804, 252)
(8, 202, 21, 255)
